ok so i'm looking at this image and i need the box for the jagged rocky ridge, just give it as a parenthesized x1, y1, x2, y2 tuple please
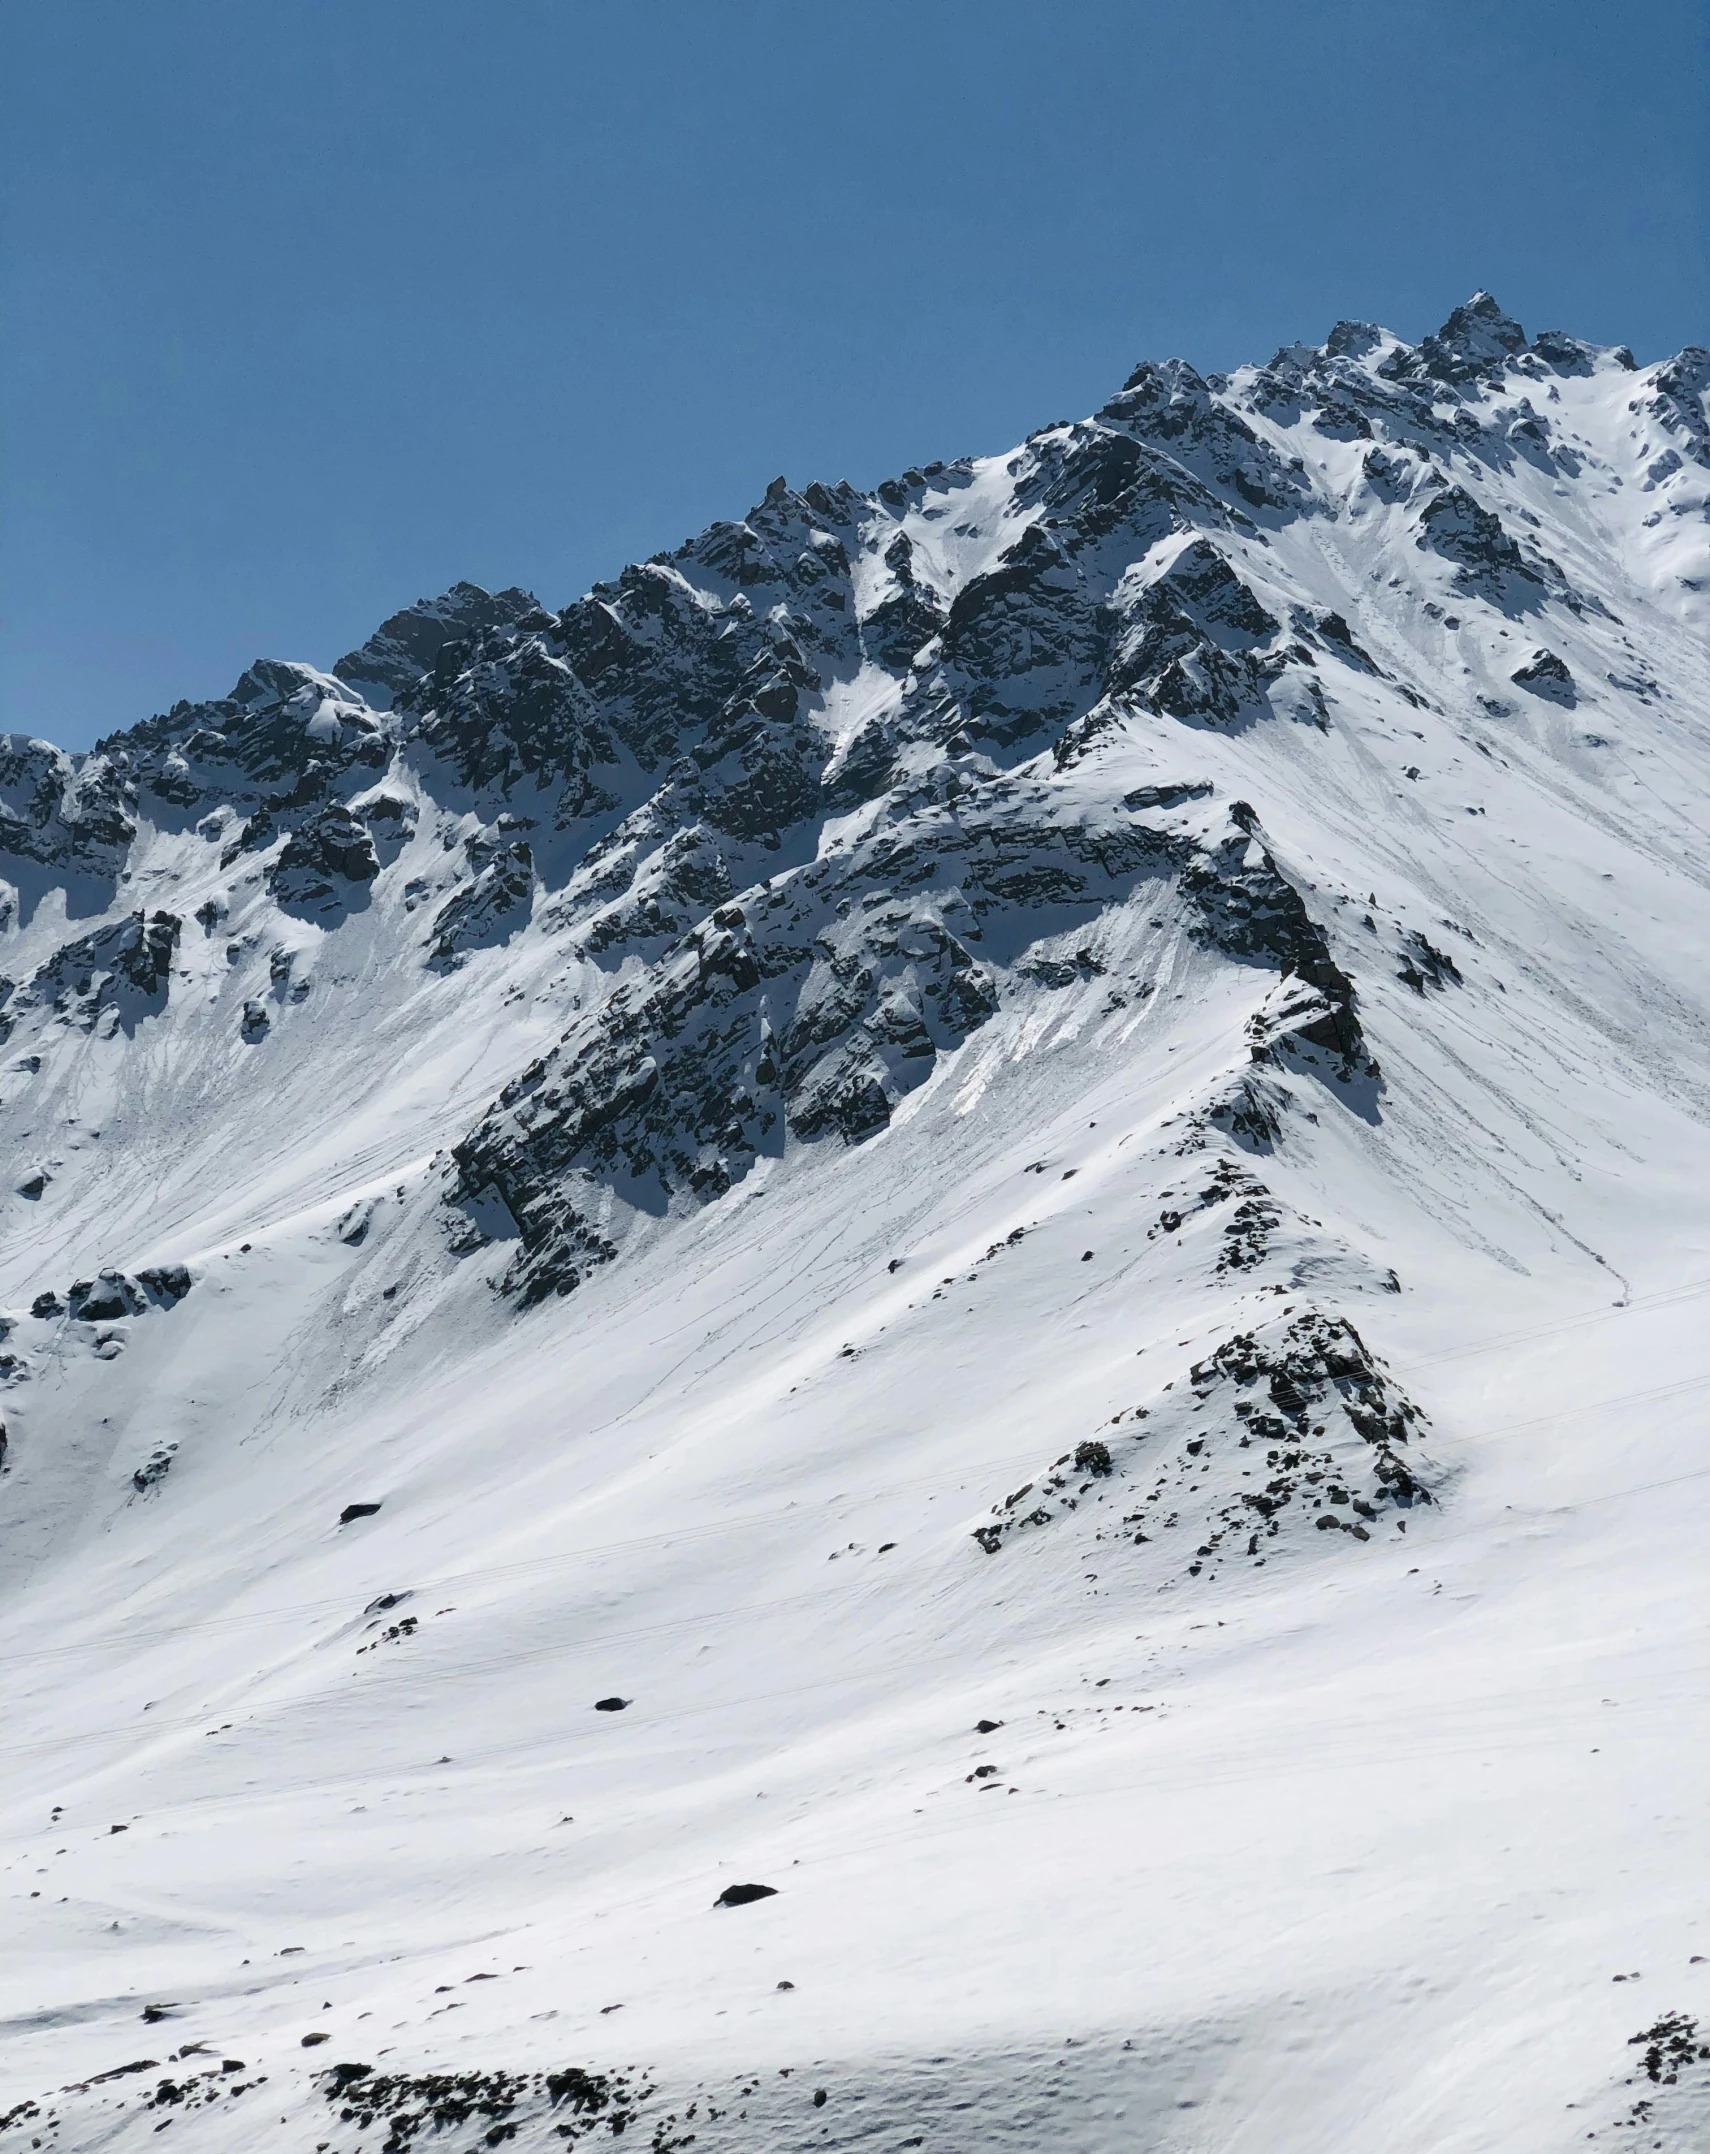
(0, 291, 1704, 1313)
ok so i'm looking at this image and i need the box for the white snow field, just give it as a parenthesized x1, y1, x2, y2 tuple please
(2, 295, 1708, 2151)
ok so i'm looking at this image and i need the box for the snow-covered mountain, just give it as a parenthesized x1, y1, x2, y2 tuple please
(3, 292, 1709, 2152)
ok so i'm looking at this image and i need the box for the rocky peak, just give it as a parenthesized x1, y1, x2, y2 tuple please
(335, 581, 540, 707)
(1386, 290, 1527, 386)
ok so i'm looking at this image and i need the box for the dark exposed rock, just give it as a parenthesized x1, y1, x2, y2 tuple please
(110, 661, 389, 817)
(1096, 357, 1306, 513)
(0, 736, 135, 880)
(1510, 647, 1576, 701)
(68, 1271, 144, 1322)
(133, 1444, 177, 1493)
(714, 1882, 778, 1907)
(1640, 347, 1710, 477)
(451, 788, 1367, 1301)
(860, 529, 944, 672)
(1528, 329, 1599, 377)
(1415, 485, 1560, 606)
(268, 803, 380, 907)
(10, 911, 181, 1036)
(974, 1309, 1431, 1565)
(406, 633, 626, 817)
(339, 1502, 383, 1525)
(1186, 807, 1373, 1078)
(1384, 291, 1527, 387)
(1312, 611, 1384, 673)
(1628, 2012, 1710, 2084)
(317, 2057, 656, 2154)
(1105, 538, 1288, 724)
(136, 1263, 194, 1305)
(59, 1263, 194, 1325)
(937, 522, 1101, 741)
(429, 838, 535, 967)
(1396, 931, 1463, 993)
(336, 583, 541, 708)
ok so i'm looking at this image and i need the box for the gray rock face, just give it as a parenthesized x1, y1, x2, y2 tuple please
(1387, 290, 1528, 385)
(3, 911, 180, 1040)
(268, 803, 381, 908)
(61, 1265, 193, 1322)
(1105, 540, 1294, 724)
(451, 787, 1372, 1304)
(1415, 485, 1560, 607)
(335, 583, 541, 708)
(0, 735, 136, 881)
(114, 660, 389, 823)
(428, 836, 534, 967)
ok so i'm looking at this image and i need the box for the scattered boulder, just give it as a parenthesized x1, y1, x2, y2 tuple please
(339, 1502, 383, 1525)
(133, 1444, 177, 1494)
(713, 1882, 778, 1908)
(593, 1696, 630, 1713)
(68, 1272, 143, 1322)
(136, 1263, 193, 1306)
(1510, 647, 1576, 701)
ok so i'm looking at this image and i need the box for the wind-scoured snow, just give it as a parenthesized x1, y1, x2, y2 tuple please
(2, 292, 1709, 2152)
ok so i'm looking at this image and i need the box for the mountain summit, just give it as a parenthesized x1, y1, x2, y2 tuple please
(3, 297, 1709, 2153)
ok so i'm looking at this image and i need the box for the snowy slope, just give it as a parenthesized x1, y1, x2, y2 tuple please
(2, 293, 1709, 2153)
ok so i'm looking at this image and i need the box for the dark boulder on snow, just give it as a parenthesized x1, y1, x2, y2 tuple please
(68, 1272, 144, 1322)
(132, 1444, 177, 1493)
(713, 1882, 778, 1908)
(136, 1263, 194, 1306)
(339, 1502, 383, 1525)
(1510, 647, 1576, 701)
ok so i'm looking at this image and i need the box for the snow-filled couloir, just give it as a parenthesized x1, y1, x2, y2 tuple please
(3, 291, 1710, 2152)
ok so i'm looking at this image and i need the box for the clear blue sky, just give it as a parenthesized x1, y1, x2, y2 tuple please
(4, 0, 1706, 750)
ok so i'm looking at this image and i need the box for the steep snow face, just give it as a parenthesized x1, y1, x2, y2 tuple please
(3, 296, 1710, 2154)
